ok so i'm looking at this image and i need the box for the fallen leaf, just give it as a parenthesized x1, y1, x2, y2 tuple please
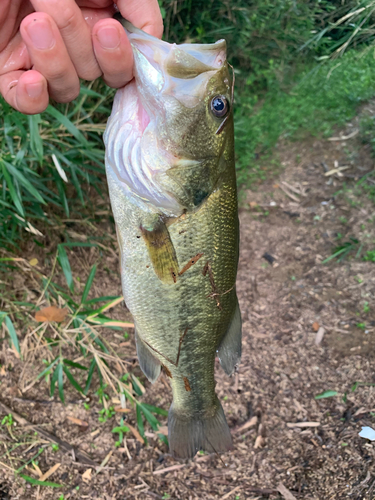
(32, 462, 42, 477)
(312, 322, 320, 332)
(0, 366, 6, 376)
(39, 463, 61, 482)
(114, 407, 131, 413)
(221, 485, 242, 500)
(127, 423, 144, 444)
(35, 306, 68, 323)
(82, 468, 92, 483)
(249, 202, 258, 208)
(287, 421, 320, 428)
(254, 435, 264, 449)
(277, 482, 297, 500)
(157, 425, 168, 436)
(29, 258, 38, 266)
(66, 416, 88, 428)
(235, 416, 258, 434)
(153, 464, 186, 475)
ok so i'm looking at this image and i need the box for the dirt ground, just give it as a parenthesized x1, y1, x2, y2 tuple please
(1, 111, 375, 499)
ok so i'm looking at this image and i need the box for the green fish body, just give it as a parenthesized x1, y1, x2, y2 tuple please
(104, 20, 241, 459)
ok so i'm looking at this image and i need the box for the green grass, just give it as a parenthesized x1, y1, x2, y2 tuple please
(0, 83, 114, 249)
(234, 47, 375, 184)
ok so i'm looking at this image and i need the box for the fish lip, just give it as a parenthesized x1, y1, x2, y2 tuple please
(121, 19, 227, 111)
(121, 18, 226, 52)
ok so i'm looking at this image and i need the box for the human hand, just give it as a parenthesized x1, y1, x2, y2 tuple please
(0, 0, 163, 114)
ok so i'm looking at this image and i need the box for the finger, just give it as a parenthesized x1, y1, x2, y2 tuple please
(80, 6, 116, 30)
(30, 0, 101, 81)
(117, 0, 163, 38)
(92, 18, 133, 88)
(20, 12, 80, 103)
(0, 70, 49, 114)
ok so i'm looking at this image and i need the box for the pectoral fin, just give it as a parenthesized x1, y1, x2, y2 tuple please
(135, 329, 161, 383)
(141, 219, 179, 284)
(217, 298, 242, 375)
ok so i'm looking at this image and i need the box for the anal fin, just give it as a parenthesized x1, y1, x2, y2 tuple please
(135, 329, 161, 383)
(217, 297, 242, 375)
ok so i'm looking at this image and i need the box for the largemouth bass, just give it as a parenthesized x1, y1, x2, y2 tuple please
(103, 19, 241, 459)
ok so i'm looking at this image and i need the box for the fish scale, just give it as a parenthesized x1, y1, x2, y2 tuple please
(104, 18, 241, 458)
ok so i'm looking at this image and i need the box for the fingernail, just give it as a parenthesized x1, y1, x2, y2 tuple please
(26, 19, 55, 50)
(27, 81, 43, 99)
(97, 26, 120, 49)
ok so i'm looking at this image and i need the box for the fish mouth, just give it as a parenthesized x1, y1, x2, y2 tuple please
(125, 20, 227, 110)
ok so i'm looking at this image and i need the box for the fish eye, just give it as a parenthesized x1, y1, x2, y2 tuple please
(210, 95, 229, 118)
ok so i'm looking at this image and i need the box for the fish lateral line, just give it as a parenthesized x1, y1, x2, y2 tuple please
(139, 327, 189, 369)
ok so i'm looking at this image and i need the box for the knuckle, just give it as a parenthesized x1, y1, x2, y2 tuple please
(77, 66, 102, 82)
(55, 7, 77, 32)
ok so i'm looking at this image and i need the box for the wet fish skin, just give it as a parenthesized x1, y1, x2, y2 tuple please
(104, 19, 241, 458)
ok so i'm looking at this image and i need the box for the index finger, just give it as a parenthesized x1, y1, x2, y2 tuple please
(116, 0, 163, 39)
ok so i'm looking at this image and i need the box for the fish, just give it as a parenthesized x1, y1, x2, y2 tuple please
(103, 18, 241, 459)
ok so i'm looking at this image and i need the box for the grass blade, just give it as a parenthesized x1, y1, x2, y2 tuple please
(57, 244, 74, 292)
(50, 364, 60, 397)
(136, 405, 146, 444)
(58, 362, 64, 403)
(28, 114, 44, 164)
(37, 357, 59, 380)
(139, 403, 160, 431)
(45, 105, 89, 147)
(142, 403, 168, 417)
(315, 390, 338, 399)
(19, 474, 62, 488)
(84, 358, 96, 395)
(81, 264, 97, 303)
(62, 359, 88, 370)
(1, 162, 24, 216)
(63, 365, 83, 394)
(4, 315, 20, 355)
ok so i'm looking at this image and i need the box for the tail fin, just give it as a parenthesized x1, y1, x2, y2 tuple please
(168, 399, 232, 459)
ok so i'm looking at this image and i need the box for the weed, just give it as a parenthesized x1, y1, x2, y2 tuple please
(112, 417, 130, 447)
(363, 249, 375, 262)
(364, 302, 370, 313)
(322, 237, 362, 263)
(51, 444, 59, 452)
(357, 323, 366, 330)
(315, 390, 338, 400)
(0, 84, 114, 248)
(1, 414, 14, 427)
(98, 406, 116, 423)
